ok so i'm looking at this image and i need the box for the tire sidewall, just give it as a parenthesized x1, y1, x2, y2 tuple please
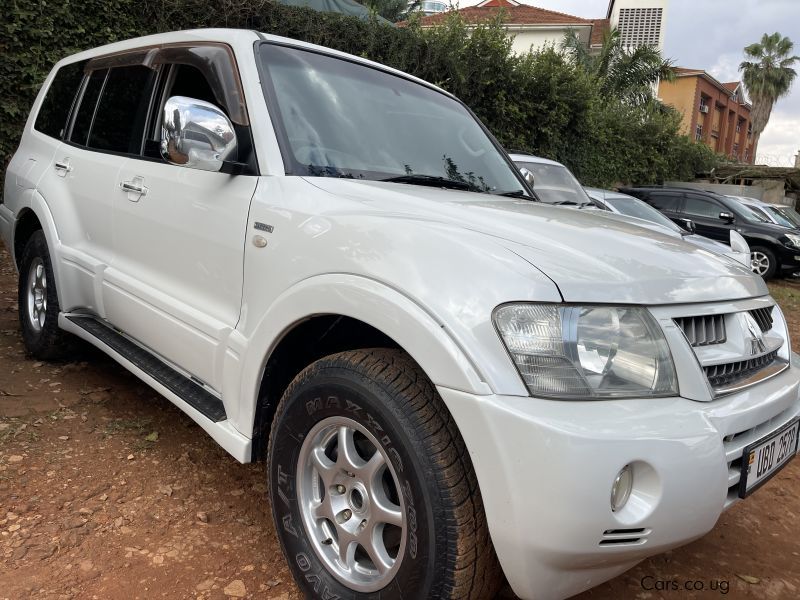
(18, 230, 61, 355)
(268, 369, 434, 599)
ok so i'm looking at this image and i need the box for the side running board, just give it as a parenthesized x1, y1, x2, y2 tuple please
(65, 315, 227, 422)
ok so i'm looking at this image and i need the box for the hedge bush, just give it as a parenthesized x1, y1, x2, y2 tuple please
(1, 0, 719, 190)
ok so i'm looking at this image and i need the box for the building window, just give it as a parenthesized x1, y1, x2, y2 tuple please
(733, 143, 739, 157)
(695, 124, 703, 141)
(747, 123, 753, 137)
(745, 149, 750, 161)
(617, 7, 663, 48)
(699, 96, 709, 113)
(736, 121, 741, 133)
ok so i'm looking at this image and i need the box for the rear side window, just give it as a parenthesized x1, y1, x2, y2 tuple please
(683, 196, 721, 219)
(88, 65, 155, 154)
(69, 69, 107, 146)
(34, 61, 86, 139)
(647, 193, 681, 212)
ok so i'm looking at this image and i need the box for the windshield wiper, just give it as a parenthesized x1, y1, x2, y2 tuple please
(381, 174, 475, 191)
(495, 189, 534, 200)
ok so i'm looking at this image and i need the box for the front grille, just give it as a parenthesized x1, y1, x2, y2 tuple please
(675, 314, 726, 346)
(749, 306, 774, 333)
(704, 350, 779, 388)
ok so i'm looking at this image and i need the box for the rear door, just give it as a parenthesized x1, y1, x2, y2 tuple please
(681, 194, 731, 242)
(105, 47, 258, 392)
(32, 62, 156, 313)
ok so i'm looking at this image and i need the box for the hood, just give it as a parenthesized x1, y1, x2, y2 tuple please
(306, 178, 768, 304)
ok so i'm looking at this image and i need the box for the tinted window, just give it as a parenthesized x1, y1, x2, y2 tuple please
(646, 193, 681, 211)
(169, 64, 220, 109)
(34, 61, 86, 139)
(683, 196, 721, 218)
(69, 69, 107, 146)
(89, 66, 155, 154)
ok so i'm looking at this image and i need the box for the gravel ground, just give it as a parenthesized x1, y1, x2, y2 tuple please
(1, 244, 799, 599)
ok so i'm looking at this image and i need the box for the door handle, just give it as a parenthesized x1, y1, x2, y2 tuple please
(120, 182, 146, 194)
(54, 159, 72, 176)
(119, 177, 148, 201)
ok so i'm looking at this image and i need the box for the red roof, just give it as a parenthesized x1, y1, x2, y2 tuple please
(413, 1, 593, 27)
(723, 82, 740, 92)
(590, 18, 609, 46)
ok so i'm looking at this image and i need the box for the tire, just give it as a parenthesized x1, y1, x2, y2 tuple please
(267, 348, 502, 599)
(18, 230, 71, 359)
(750, 246, 777, 280)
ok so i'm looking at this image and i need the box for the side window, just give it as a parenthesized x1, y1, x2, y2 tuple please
(168, 64, 220, 109)
(34, 61, 86, 139)
(683, 195, 722, 219)
(646, 193, 681, 212)
(88, 65, 155, 154)
(69, 69, 107, 146)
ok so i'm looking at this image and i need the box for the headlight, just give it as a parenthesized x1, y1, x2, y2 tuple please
(784, 233, 800, 248)
(493, 304, 677, 399)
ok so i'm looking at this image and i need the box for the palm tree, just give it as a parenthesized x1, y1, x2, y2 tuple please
(562, 28, 674, 105)
(740, 32, 799, 139)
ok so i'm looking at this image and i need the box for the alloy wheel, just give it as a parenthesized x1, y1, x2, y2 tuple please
(296, 416, 406, 592)
(26, 258, 47, 332)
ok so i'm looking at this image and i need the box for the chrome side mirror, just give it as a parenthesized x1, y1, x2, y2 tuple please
(518, 167, 535, 188)
(161, 96, 237, 172)
(719, 211, 735, 223)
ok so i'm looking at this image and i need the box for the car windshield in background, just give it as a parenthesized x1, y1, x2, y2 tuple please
(775, 205, 800, 227)
(602, 196, 683, 233)
(514, 161, 591, 205)
(765, 205, 798, 228)
(737, 203, 772, 223)
(257, 44, 524, 196)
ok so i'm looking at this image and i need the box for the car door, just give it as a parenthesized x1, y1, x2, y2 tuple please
(105, 48, 258, 392)
(30, 63, 148, 313)
(681, 194, 731, 242)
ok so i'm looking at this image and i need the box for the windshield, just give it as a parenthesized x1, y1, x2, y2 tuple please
(775, 205, 800, 227)
(257, 44, 525, 195)
(514, 161, 591, 205)
(737, 203, 772, 223)
(764, 205, 798, 228)
(602, 195, 683, 233)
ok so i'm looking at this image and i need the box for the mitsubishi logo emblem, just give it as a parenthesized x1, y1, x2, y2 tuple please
(743, 313, 766, 356)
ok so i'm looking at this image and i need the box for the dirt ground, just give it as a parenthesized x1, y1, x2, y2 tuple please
(1, 244, 799, 600)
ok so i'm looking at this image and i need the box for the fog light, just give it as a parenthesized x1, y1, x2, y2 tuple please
(611, 465, 633, 512)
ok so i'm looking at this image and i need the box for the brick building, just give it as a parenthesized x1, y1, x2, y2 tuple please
(659, 68, 757, 164)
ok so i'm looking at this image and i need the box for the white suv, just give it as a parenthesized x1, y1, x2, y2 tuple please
(2, 30, 799, 600)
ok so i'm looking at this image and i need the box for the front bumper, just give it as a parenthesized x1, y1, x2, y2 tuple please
(438, 360, 800, 600)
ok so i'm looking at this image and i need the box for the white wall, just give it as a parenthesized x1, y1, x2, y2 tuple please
(609, 0, 669, 51)
(508, 28, 570, 54)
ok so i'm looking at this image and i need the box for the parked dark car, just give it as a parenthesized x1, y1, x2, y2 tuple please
(619, 187, 800, 279)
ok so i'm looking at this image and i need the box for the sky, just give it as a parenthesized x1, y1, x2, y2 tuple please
(457, 0, 800, 165)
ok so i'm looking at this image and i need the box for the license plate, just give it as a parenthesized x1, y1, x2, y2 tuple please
(739, 417, 800, 498)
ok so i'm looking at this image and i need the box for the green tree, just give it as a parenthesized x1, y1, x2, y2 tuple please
(739, 32, 799, 139)
(562, 27, 674, 105)
(359, 0, 410, 22)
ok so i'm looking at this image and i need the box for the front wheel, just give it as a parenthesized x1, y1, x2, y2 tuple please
(267, 349, 502, 599)
(750, 246, 777, 279)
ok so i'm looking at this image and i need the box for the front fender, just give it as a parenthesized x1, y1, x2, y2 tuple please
(225, 273, 493, 439)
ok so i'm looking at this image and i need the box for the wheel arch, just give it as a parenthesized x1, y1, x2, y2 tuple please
(239, 274, 492, 461)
